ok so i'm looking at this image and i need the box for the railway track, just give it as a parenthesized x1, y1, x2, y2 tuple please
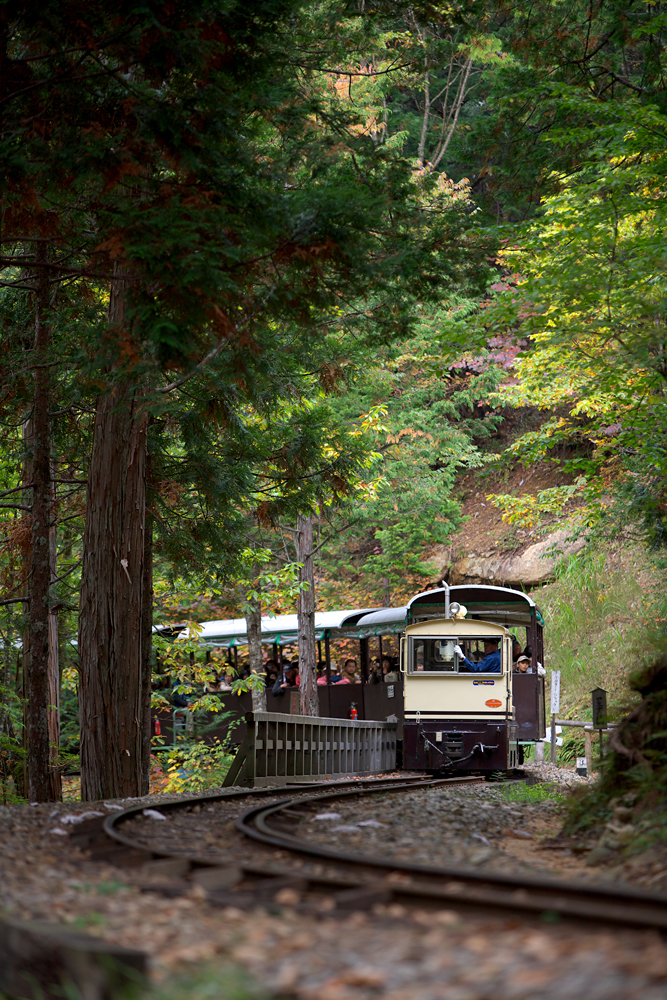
(70, 773, 667, 934)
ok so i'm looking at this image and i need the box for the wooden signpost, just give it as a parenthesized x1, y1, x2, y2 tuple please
(591, 686, 608, 762)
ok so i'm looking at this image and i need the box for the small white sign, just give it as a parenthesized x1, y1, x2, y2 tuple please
(550, 671, 561, 714)
(576, 757, 587, 770)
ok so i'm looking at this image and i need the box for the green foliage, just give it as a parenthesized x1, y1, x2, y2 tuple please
(0, 646, 26, 804)
(4, 0, 667, 790)
(0, 733, 26, 806)
(0, 1, 497, 662)
(153, 627, 264, 711)
(556, 729, 586, 767)
(155, 740, 235, 795)
(500, 782, 563, 805)
(59, 688, 81, 759)
(458, 88, 667, 545)
(564, 657, 667, 849)
(317, 322, 505, 604)
(235, 549, 306, 616)
(148, 962, 267, 1000)
(488, 479, 586, 530)
(537, 547, 667, 717)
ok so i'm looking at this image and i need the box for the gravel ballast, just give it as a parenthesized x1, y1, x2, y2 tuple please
(2, 774, 667, 999)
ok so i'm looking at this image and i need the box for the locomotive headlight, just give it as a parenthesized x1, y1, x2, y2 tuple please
(449, 602, 460, 617)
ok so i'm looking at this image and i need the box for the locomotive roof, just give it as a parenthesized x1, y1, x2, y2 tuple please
(410, 585, 540, 627)
(357, 585, 542, 632)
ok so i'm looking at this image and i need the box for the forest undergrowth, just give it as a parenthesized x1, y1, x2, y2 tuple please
(539, 543, 667, 720)
(534, 545, 667, 859)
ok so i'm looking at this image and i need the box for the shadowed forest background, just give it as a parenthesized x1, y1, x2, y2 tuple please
(1, 0, 667, 804)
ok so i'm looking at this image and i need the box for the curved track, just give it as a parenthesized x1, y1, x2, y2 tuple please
(81, 774, 667, 933)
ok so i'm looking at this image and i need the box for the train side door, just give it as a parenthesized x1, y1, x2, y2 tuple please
(504, 635, 518, 767)
(504, 636, 513, 718)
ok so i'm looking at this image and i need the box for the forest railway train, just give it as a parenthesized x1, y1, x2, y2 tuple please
(160, 583, 546, 775)
(397, 586, 546, 773)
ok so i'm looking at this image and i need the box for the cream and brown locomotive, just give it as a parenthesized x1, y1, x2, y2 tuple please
(399, 585, 546, 773)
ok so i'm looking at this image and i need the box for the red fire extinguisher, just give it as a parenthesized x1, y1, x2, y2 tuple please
(154, 716, 162, 736)
(350, 703, 358, 721)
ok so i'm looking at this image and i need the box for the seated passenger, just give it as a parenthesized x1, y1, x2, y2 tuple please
(514, 655, 532, 673)
(342, 658, 359, 683)
(328, 660, 343, 684)
(454, 638, 501, 673)
(203, 671, 220, 694)
(211, 671, 234, 692)
(272, 663, 299, 696)
(368, 658, 382, 684)
(205, 671, 233, 693)
(172, 683, 191, 707)
(264, 658, 278, 679)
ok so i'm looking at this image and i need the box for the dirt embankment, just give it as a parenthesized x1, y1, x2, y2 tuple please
(429, 456, 585, 588)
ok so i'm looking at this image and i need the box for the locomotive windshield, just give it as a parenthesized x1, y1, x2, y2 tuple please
(408, 636, 504, 674)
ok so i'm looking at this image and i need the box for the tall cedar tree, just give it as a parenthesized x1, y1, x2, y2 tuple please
(1, 1, 484, 797)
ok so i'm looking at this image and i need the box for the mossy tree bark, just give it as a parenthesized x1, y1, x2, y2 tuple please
(140, 496, 154, 796)
(78, 272, 148, 801)
(26, 248, 60, 801)
(47, 462, 61, 801)
(247, 564, 266, 713)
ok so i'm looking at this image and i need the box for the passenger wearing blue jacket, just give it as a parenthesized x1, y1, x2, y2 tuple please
(454, 638, 501, 673)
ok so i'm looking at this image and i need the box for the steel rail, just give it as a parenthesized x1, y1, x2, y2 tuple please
(96, 772, 667, 933)
(235, 782, 667, 932)
(102, 772, 440, 853)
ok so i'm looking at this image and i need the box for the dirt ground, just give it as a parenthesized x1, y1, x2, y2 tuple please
(3, 777, 667, 999)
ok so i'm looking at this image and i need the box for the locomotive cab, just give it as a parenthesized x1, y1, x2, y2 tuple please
(400, 584, 546, 773)
(402, 618, 517, 772)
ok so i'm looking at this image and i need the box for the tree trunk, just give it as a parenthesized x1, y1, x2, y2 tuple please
(0, 639, 13, 738)
(382, 575, 390, 607)
(47, 462, 61, 801)
(246, 578, 266, 712)
(296, 514, 318, 717)
(431, 56, 473, 171)
(26, 249, 56, 801)
(246, 556, 266, 711)
(20, 414, 32, 801)
(417, 70, 430, 167)
(78, 271, 148, 801)
(0, 638, 15, 801)
(140, 495, 153, 796)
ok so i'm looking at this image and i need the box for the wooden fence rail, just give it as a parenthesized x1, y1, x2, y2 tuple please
(224, 711, 398, 787)
(552, 718, 618, 772)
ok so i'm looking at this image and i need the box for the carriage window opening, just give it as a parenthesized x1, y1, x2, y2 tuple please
(409, 637, 503, 674)
(411, 638, 457, 673)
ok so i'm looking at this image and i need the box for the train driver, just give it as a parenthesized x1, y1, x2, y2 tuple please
(453, 638, 501, 673)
